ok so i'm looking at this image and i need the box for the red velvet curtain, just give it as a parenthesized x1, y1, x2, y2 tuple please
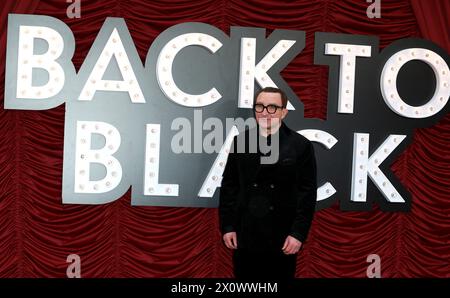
(0, 0, 448, 277)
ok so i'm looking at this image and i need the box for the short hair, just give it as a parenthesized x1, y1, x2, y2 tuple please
(254, 87, 288, 108)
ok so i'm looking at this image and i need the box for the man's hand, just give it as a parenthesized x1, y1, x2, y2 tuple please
(282, 235, 302, 255)
(223, 232, 238, 249)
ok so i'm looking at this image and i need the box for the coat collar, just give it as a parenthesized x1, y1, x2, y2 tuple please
(247, 121, 291, 181)
(256, 121, 290, 145)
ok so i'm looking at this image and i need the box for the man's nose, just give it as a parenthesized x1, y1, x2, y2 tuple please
(261, 108, 269, 116)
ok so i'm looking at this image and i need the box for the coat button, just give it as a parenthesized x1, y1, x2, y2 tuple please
(253, 182, 258, 188)
(269, 184, 275, 189)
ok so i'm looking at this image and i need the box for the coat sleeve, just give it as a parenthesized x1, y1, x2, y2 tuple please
(289, 141, 317, 243)
(218, 137, 241, 235)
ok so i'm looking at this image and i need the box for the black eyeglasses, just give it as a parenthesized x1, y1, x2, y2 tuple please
(254, 103, 284, 114)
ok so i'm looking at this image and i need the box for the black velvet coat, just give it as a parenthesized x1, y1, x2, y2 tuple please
(219, 121, 317, 252)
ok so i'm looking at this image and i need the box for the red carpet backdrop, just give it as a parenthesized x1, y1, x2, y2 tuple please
(0, 0, 449, 277)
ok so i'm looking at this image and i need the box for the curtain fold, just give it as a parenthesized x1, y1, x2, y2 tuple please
(0, 0, 448, 277)
(411, 0, 450, 51)
(0, 0, 43, 277)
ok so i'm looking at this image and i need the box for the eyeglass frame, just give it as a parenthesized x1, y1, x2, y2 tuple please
(253, 103, 285, 114)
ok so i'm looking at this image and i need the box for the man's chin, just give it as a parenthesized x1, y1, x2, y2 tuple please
(258, 120, 272, 127)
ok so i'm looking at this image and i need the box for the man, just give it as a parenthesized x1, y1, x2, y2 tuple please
(219, 87, 317, 279)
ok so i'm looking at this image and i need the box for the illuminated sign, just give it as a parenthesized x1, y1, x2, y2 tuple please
(4, 14, 449, 211)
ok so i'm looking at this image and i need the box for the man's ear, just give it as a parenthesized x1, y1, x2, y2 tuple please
(281, 108, 288, 119)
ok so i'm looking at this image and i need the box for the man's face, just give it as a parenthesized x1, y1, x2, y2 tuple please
(254, 92, 288, 130)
